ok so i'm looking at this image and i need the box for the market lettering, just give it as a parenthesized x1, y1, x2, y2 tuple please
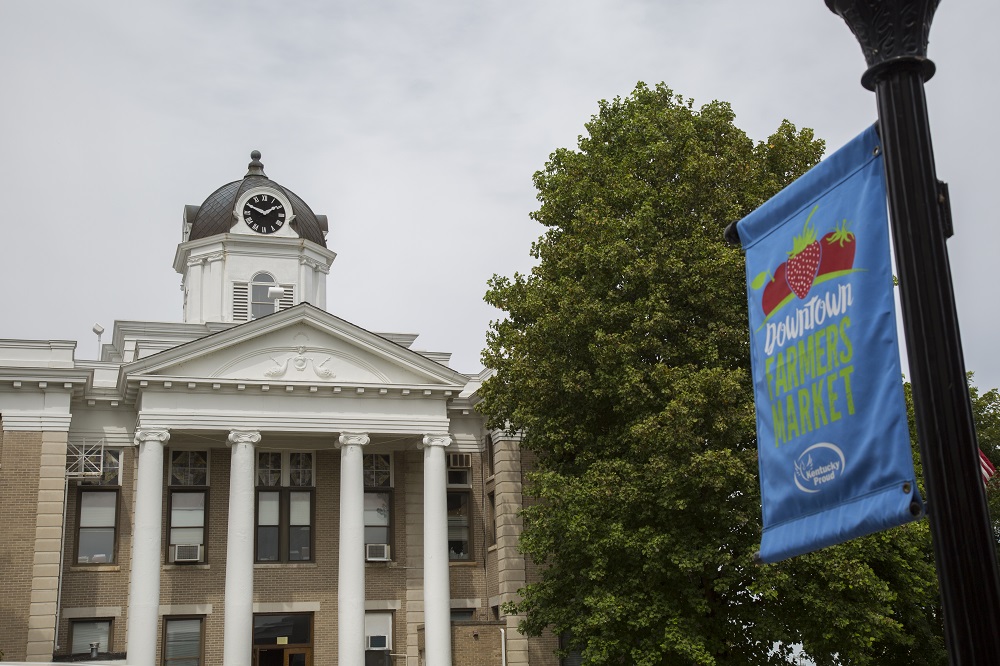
(764, 283, 853, 355)
(765, 317, 853, 401)
(772, 366, 856, 447)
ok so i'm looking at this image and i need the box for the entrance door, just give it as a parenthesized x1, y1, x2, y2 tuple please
(254, 647, 311, 666)
(284, 648, 311, 666)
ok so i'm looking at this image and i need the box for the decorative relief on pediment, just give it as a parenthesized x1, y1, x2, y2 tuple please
(264, 345, 335, 379)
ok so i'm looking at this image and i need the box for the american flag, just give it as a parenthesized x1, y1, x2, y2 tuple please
(980, 450, 996, 488)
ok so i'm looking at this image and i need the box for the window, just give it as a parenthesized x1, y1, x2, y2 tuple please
(75, 449, 122, 564)
(251, 272, 277, 320)
(168, 451, 209, 564)
(447, 453, 472, 561)
(71, 618, 112, 654)
(253, 613, 313, 648)
(233, 275, 293, 322)
(363, 454, 393, 556)
(486, 434, 495, 477)
(256, 452, 314, 562)
(163, 616, 204, 665)
(488, 491, 496, 547)
(447, 492, 471, 560)
(365, 611, 392, 656)
(450, 609, 475, 623)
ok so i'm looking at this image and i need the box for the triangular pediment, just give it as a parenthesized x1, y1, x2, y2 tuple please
(123, 304, 467, 388)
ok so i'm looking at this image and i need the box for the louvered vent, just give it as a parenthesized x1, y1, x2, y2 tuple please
(278, 285, 294, 310)
(233, 283, 249, 321)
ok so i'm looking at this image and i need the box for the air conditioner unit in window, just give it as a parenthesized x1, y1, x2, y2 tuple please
(366, 634, 389, 650)
(173, 544, 202, 562)
(365, 543, 390, 561)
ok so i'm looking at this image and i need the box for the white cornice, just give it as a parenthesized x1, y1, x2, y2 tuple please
(1, 412, 73, 432)
(173, 233, 336, 274)
(136, 410, 450, 434)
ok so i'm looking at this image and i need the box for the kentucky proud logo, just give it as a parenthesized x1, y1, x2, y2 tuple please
(794, 442, 846, 493)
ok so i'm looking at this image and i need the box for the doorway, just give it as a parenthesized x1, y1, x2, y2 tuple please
(254, 646, 311, 666)
(253, 613, 313, 666)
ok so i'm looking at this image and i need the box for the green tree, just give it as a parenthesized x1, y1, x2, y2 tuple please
(479, 82, 949, 665)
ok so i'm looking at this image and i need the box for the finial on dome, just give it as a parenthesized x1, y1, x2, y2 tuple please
(246, 150, 267, 177)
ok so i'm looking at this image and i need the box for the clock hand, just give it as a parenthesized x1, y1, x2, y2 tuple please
(247, 204, 267, 214)
(263, 206, 281, 215)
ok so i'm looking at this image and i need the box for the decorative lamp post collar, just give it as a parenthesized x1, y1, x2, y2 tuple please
(825, 0, 939, 90)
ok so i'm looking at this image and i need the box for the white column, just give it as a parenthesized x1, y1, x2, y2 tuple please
(127, 428, 170, 666)
(337, 432, 369, 665)
(316, 264, 329, 310)
(184, 257, 204, 324)
(421, 433, 453, 666)
(223, 430, 260, 666)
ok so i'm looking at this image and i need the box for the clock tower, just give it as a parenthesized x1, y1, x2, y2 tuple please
(173, 151, 337, 324)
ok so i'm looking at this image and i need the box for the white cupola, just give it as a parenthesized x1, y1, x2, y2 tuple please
(173, 151, 337, 324)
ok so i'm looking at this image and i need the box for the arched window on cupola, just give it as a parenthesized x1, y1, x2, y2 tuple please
(233, 272, 294, 322)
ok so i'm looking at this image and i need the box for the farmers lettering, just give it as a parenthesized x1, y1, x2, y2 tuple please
(750, 205, 859, 447)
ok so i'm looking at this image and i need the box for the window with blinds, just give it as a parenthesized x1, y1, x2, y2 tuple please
(233, 274, 294, 322)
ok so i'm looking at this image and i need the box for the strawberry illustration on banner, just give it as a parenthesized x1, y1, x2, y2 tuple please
(785, 213, 822, 299)
(751, 208, 860, 319)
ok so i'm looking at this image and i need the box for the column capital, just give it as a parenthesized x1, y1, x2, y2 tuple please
(134, 428, 170, 445)
(337, 432, 370, 448)
(420, 433, 452, 449)
(228, 430, 261, 446)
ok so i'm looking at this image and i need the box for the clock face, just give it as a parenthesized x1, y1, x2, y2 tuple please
(242, 193, 286, 234)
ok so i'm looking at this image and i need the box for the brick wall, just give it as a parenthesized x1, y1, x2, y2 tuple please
(38, 437, 512, 663)
(56, 446, 134, 656)
(0, 429, 43, 661)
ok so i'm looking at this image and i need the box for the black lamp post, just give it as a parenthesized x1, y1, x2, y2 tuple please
(825, 1, 1000, 662)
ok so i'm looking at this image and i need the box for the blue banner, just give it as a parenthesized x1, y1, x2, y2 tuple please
(737, 124, 923, 563)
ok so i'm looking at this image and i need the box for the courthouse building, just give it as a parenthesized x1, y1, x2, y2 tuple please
(0, 152, 556, 665)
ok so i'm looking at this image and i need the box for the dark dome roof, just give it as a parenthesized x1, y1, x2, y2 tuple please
(187, 152, 327, 247)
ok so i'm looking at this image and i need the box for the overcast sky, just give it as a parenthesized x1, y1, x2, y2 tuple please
(2, 0, 998, 391)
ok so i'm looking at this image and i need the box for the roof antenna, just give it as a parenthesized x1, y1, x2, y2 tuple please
(92, 324, 104, 360)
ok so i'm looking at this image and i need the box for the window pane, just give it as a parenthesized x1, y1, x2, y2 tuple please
(289, 452, 313, 487)
(251, 283, 273, 301)
(80, 492, 116, 527)
(72, 619, 110, 653)
(363, 453, 392, 488)
(289, 492, 310, 525)
(257, 526, 280, 561)
(165, 618, 202, 659)
(448, 469, 470, 486)
(78, 528, 115, 562)
(448, 492, 470, 560)
(364, 526, 390, 544)
(102, 449, 121, 485)
(364, 493, 390, 526)
(258, 492, 279, 525)
(170, 527, 204, 545)
(171, 493, 205, 527)
(288, 526, 310, 561)
(451, 609, 475, 623)
(171, 451, 208, 486)
(253, 613, 312, 645)
(257, 452, 282, 487)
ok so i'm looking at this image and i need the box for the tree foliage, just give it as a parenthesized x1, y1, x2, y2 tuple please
(479, 82, 956, 665)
